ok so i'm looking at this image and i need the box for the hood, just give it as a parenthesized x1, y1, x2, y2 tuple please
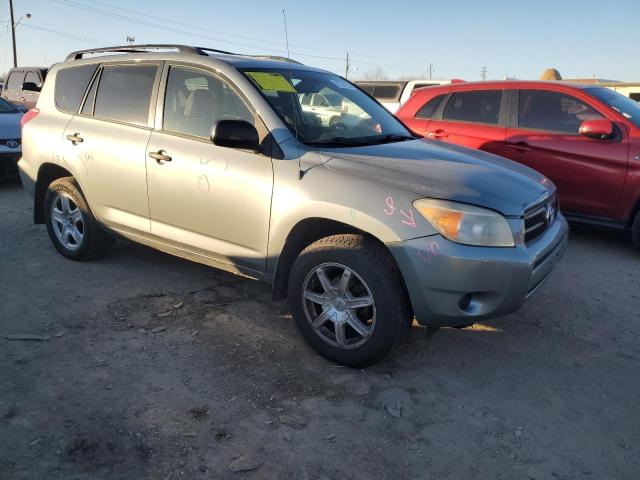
(319, 139, 554, 216)
(0, 112, 22, 139)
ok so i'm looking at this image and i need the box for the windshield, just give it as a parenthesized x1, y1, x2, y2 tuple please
(240, 68, 415, 147)
(586, 87, 640, 128)
(0, 98, 18, 114)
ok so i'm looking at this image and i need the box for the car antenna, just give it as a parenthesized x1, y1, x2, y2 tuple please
(282, 9, 304, 180)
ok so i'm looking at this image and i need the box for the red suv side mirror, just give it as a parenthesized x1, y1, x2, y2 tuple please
(579, 119, 614, 140)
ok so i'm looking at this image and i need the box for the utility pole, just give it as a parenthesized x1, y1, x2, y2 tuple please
(428, 63, 433, 80)
(9, 0, 17, 67)
(481, 65, 487, 81)
(345, 52, 350, 79)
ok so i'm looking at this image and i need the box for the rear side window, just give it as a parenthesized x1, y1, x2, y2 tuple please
(24, 71, 41, 87)
(631, 93, 640, 102)
(373, 84, 402, 100)
(94, 65, 158, 125)
(359, 85, 375, 95)
(55, 65, 98, 114)
(416, 94, 447, 119)
(518, 90, 603, 134)
(443, 90, 502, 124)
(6, 72, 24, 92)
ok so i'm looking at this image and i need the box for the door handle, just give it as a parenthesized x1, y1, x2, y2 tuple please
(509, 141, 532, 153)
(148, 150, 172, 164)
(66, 133, 84, 145)
(428, 129, 449, 139)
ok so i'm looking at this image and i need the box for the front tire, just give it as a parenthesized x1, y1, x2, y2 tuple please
(287, 234, 411, 367)
(44, 177, 112, 260)
(632, 211, 640, 249)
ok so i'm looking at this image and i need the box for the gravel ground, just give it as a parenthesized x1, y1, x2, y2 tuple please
(1, 179, 639, 480)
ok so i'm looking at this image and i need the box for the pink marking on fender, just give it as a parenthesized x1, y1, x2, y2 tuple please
(384, 196, 396, 216)
(400, 208, 416, 228)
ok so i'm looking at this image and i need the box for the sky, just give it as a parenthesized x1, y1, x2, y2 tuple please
(1, 0, 639, 82)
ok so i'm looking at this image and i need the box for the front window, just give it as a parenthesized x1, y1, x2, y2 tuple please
(241, 68, 414, 147)
(518, 90, 603, 134)
(0, 98, 18, 114)
(586, 87, 640, 128)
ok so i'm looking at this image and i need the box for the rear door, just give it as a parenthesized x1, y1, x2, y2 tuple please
(506, 89, 628, 218)
(425, 89, 509, 157)
(1, 70, 24, 105)
(62, 62, 161, 233)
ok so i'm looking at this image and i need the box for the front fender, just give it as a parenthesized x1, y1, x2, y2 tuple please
(267, 161, 439, 260)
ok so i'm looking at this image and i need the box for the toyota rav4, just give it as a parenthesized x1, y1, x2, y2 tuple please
(18, 45, 568, 367)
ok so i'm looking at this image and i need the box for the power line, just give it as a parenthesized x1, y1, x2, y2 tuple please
(20, 23, 110, 46)
(50, 0, 441, 73)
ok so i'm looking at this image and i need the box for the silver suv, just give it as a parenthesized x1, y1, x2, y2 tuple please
(18, 44, 568, 367)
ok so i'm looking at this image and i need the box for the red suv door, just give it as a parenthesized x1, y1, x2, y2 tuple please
(506, 89, 628, 219)
(424, 89, 511, 158)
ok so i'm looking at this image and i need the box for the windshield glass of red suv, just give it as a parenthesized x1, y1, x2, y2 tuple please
(586, 87, 640, 128)
(241, 68, 414, 147)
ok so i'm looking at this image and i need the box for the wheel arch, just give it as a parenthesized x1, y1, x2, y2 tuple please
(270, 217, 413, 318)
(33, 163, 75, 224)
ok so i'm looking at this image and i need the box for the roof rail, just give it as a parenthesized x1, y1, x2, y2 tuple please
(65, 44, 236, 61)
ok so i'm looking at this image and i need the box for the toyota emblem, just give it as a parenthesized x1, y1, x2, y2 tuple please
(6, 139, 19, 148)
(546, 203, 556, 226)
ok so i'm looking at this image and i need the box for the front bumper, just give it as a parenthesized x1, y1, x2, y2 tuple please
(0, 150, 21, 177)
(391, 214, 569, 327)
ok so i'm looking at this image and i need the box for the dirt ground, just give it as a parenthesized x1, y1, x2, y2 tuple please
(1, 179, 639, 480)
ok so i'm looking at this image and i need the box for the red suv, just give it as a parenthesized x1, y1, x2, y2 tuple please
(397, 81, 640, 247)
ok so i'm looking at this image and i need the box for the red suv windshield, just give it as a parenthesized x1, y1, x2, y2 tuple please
(586, 87, 640, 128)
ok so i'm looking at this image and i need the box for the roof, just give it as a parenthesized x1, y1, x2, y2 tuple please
(61, 44, 324, 73)
(412, 79, 604, 95)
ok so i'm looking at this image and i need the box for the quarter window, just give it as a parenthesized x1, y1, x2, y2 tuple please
(6, 72, 24, 92)
(518, 90, 603, 134)
(163, 66, 253, 138)
(443, 90, 502, 125)
(55, 64, 98, 114)
(416, 94, 447, 119)
(93, 64, 158, 125)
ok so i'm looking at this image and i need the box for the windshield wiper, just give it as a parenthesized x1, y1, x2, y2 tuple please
(308, 137, 374, 147)
(366, 134, 416, 144)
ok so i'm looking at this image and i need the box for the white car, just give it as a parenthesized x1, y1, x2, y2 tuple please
(0, 98, 23, 177)
(356, 80, 453, 113)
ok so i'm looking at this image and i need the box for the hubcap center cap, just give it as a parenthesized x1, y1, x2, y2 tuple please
(333, 297, 346, 311)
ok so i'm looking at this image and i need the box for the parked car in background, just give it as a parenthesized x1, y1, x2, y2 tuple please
(19, 45, 567, 366)
(1, 67, 48, 110)
(0, 97, 23, 177)
(355, 80, 453, 112)
(397, 80, 640, 247)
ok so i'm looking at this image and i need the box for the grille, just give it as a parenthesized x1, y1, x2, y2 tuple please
(0, 138, 21, 148)
(524, 195, 556, 243)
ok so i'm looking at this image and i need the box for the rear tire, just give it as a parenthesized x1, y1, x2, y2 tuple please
(44, 177, 113, 260)
(287, 234, 410, 367)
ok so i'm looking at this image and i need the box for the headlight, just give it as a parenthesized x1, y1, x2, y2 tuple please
(414, 199, 515, 247)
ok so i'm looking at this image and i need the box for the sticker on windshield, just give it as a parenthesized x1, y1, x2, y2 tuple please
(246, 72, 297, 93)
(330, 78, 357, 90)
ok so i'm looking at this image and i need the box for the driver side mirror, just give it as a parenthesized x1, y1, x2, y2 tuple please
(211, 120, 259, 151)
(579, 119, 614, 140)
(21, 82, 41, 93)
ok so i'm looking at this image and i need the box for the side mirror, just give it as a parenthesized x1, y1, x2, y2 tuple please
(21, 82, 41, 92)
(211, 120, 259, 151)
(579, 119, 614, 140)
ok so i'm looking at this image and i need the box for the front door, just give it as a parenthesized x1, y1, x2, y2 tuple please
(506, 89, 628, 218)
(146, 64, 273, 272)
